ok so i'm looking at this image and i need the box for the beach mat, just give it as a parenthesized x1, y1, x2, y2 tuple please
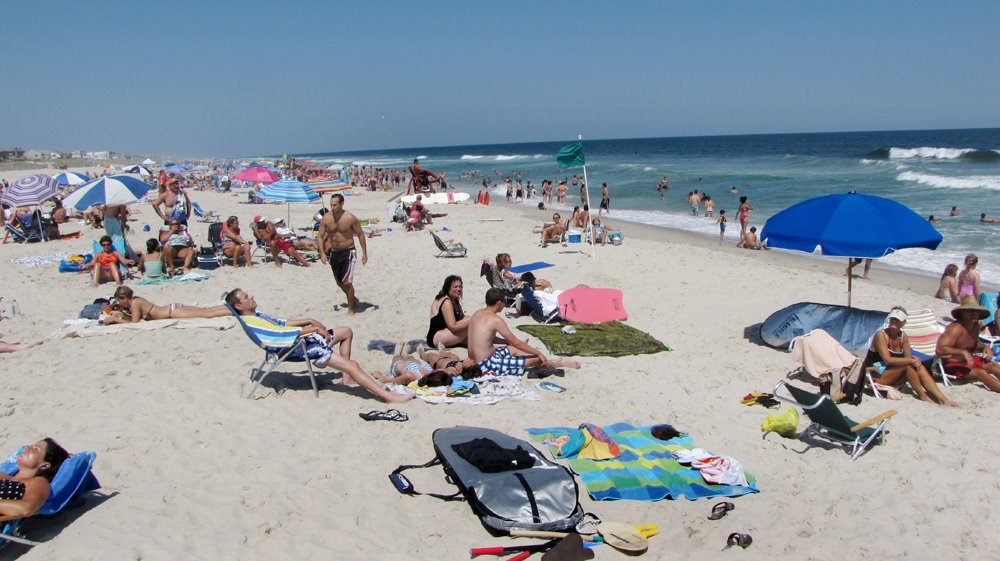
(507, 261, 554, 274)
(517, 321, 669, 357)
(557, 288, 627, 324)
(525, 423, 758, 501)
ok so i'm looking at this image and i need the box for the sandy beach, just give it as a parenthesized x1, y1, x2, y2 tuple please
(3, 168, 999, 561)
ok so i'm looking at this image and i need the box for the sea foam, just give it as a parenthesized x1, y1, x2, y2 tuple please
(897, 171, 1000, 191)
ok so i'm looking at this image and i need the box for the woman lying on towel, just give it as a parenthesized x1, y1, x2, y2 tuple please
(864, 306, 956, 407)
(0, 438, 69, 518)
(101, 286, 232, 324)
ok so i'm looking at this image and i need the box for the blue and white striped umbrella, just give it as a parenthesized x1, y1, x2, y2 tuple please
(62, 174, 151, 211)
(0, 174, 60, 207)
(257, 179, 321, 225)
(122, 164, 151, 176)
(52, 171, 91, 186)
(258, 180, 321, 203)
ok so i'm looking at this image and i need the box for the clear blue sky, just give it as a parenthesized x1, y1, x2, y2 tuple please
(3, 1, 998, 157)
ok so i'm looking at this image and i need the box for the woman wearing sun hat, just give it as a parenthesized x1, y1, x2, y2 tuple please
(864, 306, 955, 406)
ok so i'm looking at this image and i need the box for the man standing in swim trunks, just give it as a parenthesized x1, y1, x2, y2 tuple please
(468, 288, 580, 376)
(318, 194, 367, 314)
(936, 299, 1000, 392)
(599, 183, 610, 215)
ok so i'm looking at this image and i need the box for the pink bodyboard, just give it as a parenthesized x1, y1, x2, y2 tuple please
(557, 288, 627, 324)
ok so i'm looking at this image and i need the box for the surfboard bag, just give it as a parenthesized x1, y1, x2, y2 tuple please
(390, 426, 584, 536)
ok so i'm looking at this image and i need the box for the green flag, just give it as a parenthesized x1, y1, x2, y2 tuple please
(556, 141, 585, 169)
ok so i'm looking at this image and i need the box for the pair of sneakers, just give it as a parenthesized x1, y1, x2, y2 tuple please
(313, 350, 333, 368)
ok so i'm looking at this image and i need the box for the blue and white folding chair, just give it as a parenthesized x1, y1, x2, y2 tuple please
(521, 284, 561, 324)
(226, 304, 318, 399)
(1, 449, 100, 547)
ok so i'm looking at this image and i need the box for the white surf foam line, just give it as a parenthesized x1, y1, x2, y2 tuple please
(897, 171, 1000, 191)
(889, 146, 975, 160)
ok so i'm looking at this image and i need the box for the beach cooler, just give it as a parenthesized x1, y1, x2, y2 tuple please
(197, 247, 220, 270)
(567, 230, 582, 244)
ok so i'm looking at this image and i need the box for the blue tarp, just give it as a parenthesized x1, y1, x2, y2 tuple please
(760, 302, 888, 355)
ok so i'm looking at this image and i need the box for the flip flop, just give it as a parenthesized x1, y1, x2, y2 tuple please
(726, 533, 752, 549)
(708, 501, 735, 520)
(359, 409, 408, 422)
(537, 381, 568, 393)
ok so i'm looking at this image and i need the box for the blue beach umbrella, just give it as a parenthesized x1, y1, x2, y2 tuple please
(122, 164, 151, 176)
(164, 164, 188, 173)
(0, 174, 60, 208)
(257, 179, 321, 225)
(760, 191, 942, 305)
(52, 171, 90, 186)
(62, 174, 151, 211)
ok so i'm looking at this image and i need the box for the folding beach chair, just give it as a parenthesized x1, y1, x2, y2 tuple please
(521, 284, 561, 324)
(773, 379, 897, 461)
(1, 450, 100, 548)
(901, 309, 951, 384)
(3, 222, 43, 244)
(430, 231, 467, 258)
(480, 261, 518, 307)
(191, 201, 220, 223)
(226, 304, 318, 399)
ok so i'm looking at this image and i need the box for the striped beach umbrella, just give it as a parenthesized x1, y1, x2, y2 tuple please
(0, 174, 60, 208)
(258, 179, 321, 225)
(62, 174, 151, 211)
(122, 164, 151, 176)
(52, 171, 91, 186)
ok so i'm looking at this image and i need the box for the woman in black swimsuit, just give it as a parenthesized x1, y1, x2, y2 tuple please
(0, 438, 69, 518)
(865, 307, 955, 406)
(426, 275, 470, 347)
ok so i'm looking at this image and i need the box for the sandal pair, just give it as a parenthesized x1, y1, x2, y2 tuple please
(359, 409, 408, 422)
(726, 533, 753, 549)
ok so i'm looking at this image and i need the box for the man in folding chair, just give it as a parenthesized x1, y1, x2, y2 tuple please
(936, 299, 1000, 392)
(225, 289, 411, 403)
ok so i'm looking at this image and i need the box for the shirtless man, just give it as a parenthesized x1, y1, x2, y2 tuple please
(980, 213, 1000, 224)
(936, 300, 1000, 392)
(317, 194, 367, 314)
(538, 212, 567, 248)
(468, 288, 580, 376)
(251, 216, 309, 268)
(225, 288, 411, 403)
(407, 159, 437, 195)
(152, 180, 192, 225)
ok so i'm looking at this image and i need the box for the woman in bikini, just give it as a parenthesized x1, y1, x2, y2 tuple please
(864, 306, 955, 406)
(221, 216, 253, 267)
(417, 343, 481, 379)
(0, 438, 70, 518)
(102, 286, 231, 324)
(935, 263, 960, 302)
(137, 238, 165, 280)
(736, 196, 753, 247)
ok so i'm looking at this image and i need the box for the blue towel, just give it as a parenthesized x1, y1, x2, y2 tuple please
(507, 262, 554, 274)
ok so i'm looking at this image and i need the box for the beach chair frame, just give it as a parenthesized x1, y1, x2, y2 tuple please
(773, 379, 896, 461)
(226, 304, 318, 399)
(430, 231, 467, 258)
(4, 222, 43, 244)
(521, 284, 561, 324)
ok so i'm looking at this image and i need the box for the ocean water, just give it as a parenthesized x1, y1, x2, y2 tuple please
(296, 128, 1000, 282)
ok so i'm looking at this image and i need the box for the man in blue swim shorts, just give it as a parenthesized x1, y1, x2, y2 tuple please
(468, 288, 581, 376)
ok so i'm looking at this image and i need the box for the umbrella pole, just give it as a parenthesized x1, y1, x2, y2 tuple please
(847, 258, 853, 307)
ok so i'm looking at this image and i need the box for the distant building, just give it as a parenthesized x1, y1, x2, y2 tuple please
(0, 148, 23, 161)
(70, 150, 82, 159)
(84, 151, 110, 160)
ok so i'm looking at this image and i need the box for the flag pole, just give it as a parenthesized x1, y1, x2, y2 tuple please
(578, 134, 596, 259)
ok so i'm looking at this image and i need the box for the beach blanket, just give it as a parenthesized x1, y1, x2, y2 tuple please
(12, 252, 72, 268)
(136, 272, 211, 285)
(387, 375, 540, 405)
(54, 316, 235, 339)
(507, 261, 554, 274)
(525, 422, 758, 501)
(517, 321, 670, 357)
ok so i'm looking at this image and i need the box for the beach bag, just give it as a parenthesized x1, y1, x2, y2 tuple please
(390, 426, 584, 536)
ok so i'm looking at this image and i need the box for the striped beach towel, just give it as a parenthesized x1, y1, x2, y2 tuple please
(526, 422, 758, 501)
(241, 311, 301, 350)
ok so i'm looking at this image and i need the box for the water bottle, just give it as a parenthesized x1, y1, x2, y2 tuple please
(10, 299, 20, 316)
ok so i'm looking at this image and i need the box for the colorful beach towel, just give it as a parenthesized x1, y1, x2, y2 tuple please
(525, 422, 758, 501)
(136, 272, 211, 285)
(387, 375, 540, 405)
(517, 321, 670, 357)
(507, 261, 554, 274)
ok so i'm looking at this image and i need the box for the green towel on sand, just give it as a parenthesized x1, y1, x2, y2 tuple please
(517, 321, 670, 357)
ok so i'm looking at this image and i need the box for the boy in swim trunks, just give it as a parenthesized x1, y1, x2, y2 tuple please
(467, 288, 581, 376)
(317, 194, 368, 314)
